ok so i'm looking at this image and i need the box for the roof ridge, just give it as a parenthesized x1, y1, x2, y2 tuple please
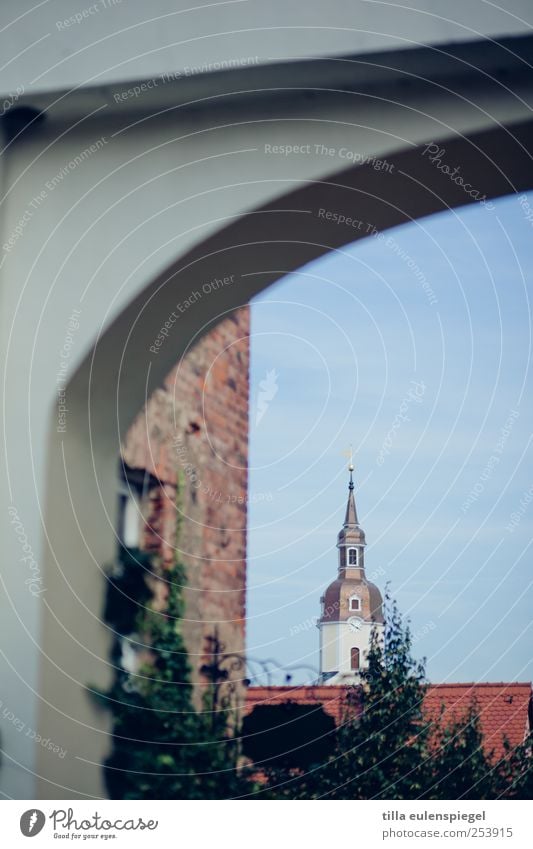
(428, 682, 532, 689)
(248, 682, 532, 691)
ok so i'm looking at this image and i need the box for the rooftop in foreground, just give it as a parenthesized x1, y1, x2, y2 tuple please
(245, 682, 532, 759)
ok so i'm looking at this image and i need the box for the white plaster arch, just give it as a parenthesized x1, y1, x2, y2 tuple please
(1, 36, 532, 798)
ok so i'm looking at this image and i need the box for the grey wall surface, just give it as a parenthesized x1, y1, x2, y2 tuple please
(0, 0, 532, 95)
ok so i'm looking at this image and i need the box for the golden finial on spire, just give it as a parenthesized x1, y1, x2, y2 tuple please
(342, 445, 355, 488)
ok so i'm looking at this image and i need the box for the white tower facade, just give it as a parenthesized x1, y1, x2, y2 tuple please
(318, 464, 384, 684)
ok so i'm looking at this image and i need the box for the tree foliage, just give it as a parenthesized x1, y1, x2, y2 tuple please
(98, 525, 530, 801)
(260, 592, 531, 800)
(101, 550, 247, 799)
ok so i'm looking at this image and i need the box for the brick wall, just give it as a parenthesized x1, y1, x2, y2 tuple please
(120, 307, 250, 690)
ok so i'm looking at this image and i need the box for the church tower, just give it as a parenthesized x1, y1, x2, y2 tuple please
(318, 460, 384, 684)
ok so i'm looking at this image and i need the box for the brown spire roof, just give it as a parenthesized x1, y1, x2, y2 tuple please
(344, 469, 358, 526)
(338, 469, 366, 546)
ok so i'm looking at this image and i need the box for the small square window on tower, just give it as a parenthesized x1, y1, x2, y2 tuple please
(349, 595, 361, 611)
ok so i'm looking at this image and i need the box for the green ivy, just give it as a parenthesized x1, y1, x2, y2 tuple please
(97, 475, 250, 799)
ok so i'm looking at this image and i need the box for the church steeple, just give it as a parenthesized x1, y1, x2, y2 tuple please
(337, 461, 366, 566)
(344, 464, 358, 526)
(317, 455, 383, 685)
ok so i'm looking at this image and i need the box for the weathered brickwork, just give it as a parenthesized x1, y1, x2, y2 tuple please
(121, 307, 250, 687)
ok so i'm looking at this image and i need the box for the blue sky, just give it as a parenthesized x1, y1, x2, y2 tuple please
(246, 192, 533, 686)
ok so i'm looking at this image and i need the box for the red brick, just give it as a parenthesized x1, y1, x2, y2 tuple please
(122, 307, 250, 690)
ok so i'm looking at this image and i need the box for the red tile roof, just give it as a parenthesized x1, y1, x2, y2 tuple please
(424, 683, 532, 759)
(245, 682, 531, 759)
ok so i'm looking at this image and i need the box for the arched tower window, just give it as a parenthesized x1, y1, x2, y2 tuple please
(348, 547, 357, 566)
(350, 647, 360, 670)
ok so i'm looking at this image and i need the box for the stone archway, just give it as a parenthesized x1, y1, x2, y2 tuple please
(41, 120, 533, 798)
(1, 36, 532, 798)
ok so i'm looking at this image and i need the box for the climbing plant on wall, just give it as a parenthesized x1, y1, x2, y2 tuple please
(97, 475, 249, 799)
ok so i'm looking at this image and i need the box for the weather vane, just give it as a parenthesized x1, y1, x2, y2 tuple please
(342, 444, 355, 472)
